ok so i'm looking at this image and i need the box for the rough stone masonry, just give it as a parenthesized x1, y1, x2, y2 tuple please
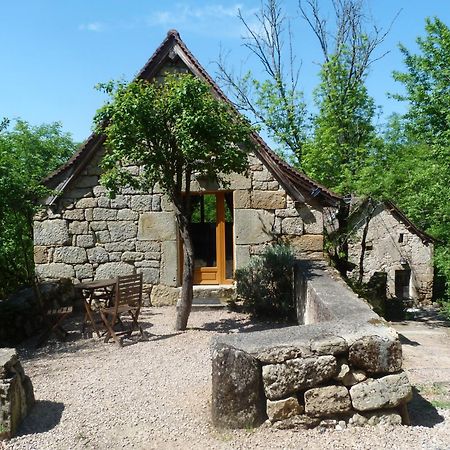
(0, 349, 35, 440)
(211, 261, 412, 430)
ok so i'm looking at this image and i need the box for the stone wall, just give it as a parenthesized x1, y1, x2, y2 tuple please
(346, 202, 434, 304)
(34, 150, 324, 300)
(0, 349, 35, 440)
(211, 261, 412, 430)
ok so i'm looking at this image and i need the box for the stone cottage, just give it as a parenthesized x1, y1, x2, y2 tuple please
(33, 30, 341, 303)
(345, 198, 434, 305)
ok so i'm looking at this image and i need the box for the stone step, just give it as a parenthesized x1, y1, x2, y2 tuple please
(191, 296, 227, 310)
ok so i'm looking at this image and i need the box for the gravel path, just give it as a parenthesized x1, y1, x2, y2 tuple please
(4, 307, 450, 450)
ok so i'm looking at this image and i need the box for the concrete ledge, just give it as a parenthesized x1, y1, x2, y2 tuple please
(211, 261, 411, 430)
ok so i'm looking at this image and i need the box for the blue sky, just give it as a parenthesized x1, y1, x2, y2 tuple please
(1, 0, 450, 142)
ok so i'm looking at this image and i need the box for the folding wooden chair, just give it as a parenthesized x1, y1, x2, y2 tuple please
(99, 273, 145, 347)
(36, 306, 73, 348)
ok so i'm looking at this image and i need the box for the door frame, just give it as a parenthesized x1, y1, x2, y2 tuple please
(180, 191, 234, 285)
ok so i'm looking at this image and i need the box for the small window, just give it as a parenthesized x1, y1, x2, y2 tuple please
(398, 233, 404, 243)
(365, 244, 373, 251)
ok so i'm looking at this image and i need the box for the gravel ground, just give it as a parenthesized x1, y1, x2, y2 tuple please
(3, 307, 450, 450)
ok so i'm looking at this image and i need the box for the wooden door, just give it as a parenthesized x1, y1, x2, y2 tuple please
(188, 192, 234, 285)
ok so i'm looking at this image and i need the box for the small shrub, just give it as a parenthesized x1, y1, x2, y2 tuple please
(235, 243, 295, 321)
(439, 299, 450, 321)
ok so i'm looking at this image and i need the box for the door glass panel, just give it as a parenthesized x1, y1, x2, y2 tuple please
(224, 192, 234, 279)
(191, 194, 217, 268)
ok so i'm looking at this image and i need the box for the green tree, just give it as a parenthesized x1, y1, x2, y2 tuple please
(0, 120, 76, 298)
(303, 52, 380, 193)
(391, 18, 450, 298)
(94, 74, 253, 331)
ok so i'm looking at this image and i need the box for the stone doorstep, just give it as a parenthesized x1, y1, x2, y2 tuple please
(191, 285, 235, 310)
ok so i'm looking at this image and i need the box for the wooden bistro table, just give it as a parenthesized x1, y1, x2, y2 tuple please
(75, 278, 117, 338)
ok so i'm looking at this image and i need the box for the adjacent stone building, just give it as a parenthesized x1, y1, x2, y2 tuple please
(33, 30, 341, 302)
(345, 198, 434, 304)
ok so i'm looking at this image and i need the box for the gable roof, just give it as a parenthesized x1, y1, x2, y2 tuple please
(349, 197, 435, 245)
(44, 30, 341, 207)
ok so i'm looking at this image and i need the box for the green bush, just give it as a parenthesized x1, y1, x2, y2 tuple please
(235, 243, 295, 321)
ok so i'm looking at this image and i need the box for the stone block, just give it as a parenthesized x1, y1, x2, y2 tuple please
(253, 169, 274, 182)
(34, 219, 70, 246)
(121, 251, 144, 262)
(285, 234, 324, 253)
(94, 230, 111, 244)
(94, 262, 135, 280)
(62, 209, 85, 221)
(262, 355, 337, 400)
(161, 194, 175, 212)
(93, 185, 108, 196)
(93, 208, 117, 221)
(109, 252, 122, 262)
(104, 240, 135, 252)
(117, 209, 139, 220)
(136, 241, 161, 252)
(160, 240, 178, 287)
(53, 247, 87, 264)
(110, 195, 128, 209)
(256, 346, 312, 364)
(131, 195, 153, 211)
(310, 336, 348, 356)
(282, 217, 304, 235)
(235, 209, 274, 245)
(138, 268, 159, 284)
(304, 386, 352, 417)
(234, 190, 251, 209)
(89, 221, 108, 231)
(76, 235, 95, 248)
(348, 410, 402, 427)
(211, 343, 266, 428)
(34, 246, 49, 264)
(222, 172, 251, 190)
(108, 221, 137, 241)
(138, 212, 177, 241)
(97, 197, 110, 208)
(235, 245, 251, 269)
(75, 198, 97, 209)
(36, 263, 75, 279)
(302, 208, 323, 234)
(267, 397, 304, 422)
(251, 191, 286, 209)
(152, 195, 161, 211)
(69, 221, 89, 235)
(87, 246, 109, 264)
(74, 264, 94, 280)
(349, 372, 412, 412)
(349, 336, 402, 374)
(144, 252, 160, 260)
(150, 285, 180, 306)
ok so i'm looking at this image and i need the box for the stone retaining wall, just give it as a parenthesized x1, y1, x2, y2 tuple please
(0, 349, 35, 439)
(211, 261, 412, 430)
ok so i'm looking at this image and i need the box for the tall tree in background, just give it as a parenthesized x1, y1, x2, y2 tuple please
(0, 120, 75, 298)
(300, 0, 392, 194)
(95, 74, 252, 331)
(380, 18, 450, 298)
(216, 0, 307, 163)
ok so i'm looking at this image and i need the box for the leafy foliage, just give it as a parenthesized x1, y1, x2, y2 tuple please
(303, 52, 380, 193)
(94, 73, 253, 330)
(0, 120, 75, 299)
(235, 244, 295, 321)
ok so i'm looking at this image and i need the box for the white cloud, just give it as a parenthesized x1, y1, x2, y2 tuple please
(78, 22, 106, 32)
(146, 3, 257, 38)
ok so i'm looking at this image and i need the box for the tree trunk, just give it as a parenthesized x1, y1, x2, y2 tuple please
(175, 217, 194, 331)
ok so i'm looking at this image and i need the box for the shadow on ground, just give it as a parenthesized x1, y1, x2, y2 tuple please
(409, 387, 446, 427)
(16, 400, 64, 436)
(196, 317, 293, 334)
